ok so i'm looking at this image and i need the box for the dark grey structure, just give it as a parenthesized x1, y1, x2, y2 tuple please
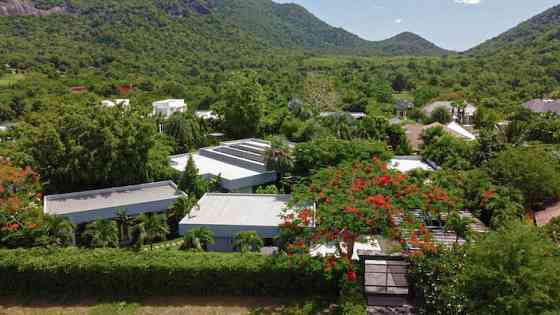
(44, 181, 186, 224)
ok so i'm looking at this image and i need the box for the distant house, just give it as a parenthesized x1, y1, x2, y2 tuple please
(390, 156, 439, 173)
(44, 181, 186, 225)
(394, 100, 414, 119)
(195, 110, 218, 120)
(403, 122, 476, 151)
(170, 138, 278, 193)
(118, 84, 132, 95)
(535, 201, 560, 226)
(101, 99, 130, 108)
(70, 86, 88, 93)
(319, 112, 367, 120)
(423, 101, 477, 124)
(522, 99, 560, 115)
(153, 99, 187, 118)
(179, 193, 292, 251)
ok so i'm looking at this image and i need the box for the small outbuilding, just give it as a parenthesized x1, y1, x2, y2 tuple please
(44, 181, 186, 225)
(153, 99, 187, 118)
(179, 193, 292, 251)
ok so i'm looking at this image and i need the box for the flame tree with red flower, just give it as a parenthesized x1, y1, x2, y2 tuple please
(284, 157, 455, 270)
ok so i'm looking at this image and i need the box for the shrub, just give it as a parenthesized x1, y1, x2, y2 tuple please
(0, 248, 339, 298)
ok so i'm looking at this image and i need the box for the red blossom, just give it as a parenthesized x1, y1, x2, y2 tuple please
(346, 270, 358, 282)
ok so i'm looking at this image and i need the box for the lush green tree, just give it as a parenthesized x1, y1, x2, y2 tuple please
(485, 146, 560, 210)
(544, 217, 560, 244)
(264, 136, 294, 177)
(445, 211, 471, 241)
(421, 129, 474, 170)
(233, 231, 264, 253)
(21, 107, 173, 193)
(430, 106, 452, 124)
(357, 116, 411, 154)
(43, 215, 75, 247)
(461, 223, 560, 315)
(168, 196, 195, 236)
(181, 227, 215, 251)
(136, 213, 169, 250)
(472, 127, 507, 166)
(178, 155, 207, 200)
(115, 209, 133, 243)
(82, 219, 119, 248)
(414, 86, 439, 107)
(164, 112, 207, 154)
(214, 71, 266, 139)
(293, 138, 392, 177)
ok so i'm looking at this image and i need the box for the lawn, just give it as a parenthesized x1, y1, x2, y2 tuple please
(0, 296, 333, 315)
(0, 73, 24, 88)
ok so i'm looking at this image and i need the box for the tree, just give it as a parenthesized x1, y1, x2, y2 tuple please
(43, 215, 74, 247)
(430, 106, 452, 124)
(214, 71, 266, 138)
(421, 128, 474, 170)
(264, 136, 293, 178)
(461, 223, 560, 315)
(137, 213, 169, 250)
(544, 217, 560, 244)
(178, 155, 207, 199)
(82, 219, 119, 248)
(287, 158, 450, 263)
(233, 231, 264, 253)
(485, 147, 560, 210)
(181, 227, 215, 251)
(115, 209, 133, 243)
(444, 211, 471, 241)
(256, 185, 280, 194)
(164, 112, 207, 154)
(168, 196, 196, 236)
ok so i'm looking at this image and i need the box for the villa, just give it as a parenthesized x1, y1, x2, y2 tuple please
(423, 101, 477, 124)
(43, 181, 186, 225)
(153, 99, 187, 118)
(170, 139, 278, 193)
(101, 99, 130, 108)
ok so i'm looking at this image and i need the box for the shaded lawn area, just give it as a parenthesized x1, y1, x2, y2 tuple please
(0, 296, 335, 315)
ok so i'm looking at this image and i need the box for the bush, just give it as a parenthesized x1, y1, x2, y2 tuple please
(0, 248, 338, 298)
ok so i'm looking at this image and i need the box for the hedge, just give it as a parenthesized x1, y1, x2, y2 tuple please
(0, 248, 339, 298)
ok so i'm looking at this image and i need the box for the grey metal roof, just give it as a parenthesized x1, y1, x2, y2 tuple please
(523, 99, 560, 115)
(180, 193, 291, 228)
(44, 181, 184, 215)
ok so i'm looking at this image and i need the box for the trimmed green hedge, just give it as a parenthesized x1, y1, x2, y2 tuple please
(0, 248, 338, 298)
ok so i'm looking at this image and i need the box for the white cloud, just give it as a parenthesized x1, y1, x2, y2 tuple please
(395, 18, 403, 24)
(454, 0, 481, 4)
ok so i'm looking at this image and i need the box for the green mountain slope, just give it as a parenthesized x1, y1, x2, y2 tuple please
(469, 4, 560, 54)
(210, 0, 451, 56)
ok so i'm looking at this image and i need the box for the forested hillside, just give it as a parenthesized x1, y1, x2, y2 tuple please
(211, 0, 450, 56)
(469, 4, 560, 54)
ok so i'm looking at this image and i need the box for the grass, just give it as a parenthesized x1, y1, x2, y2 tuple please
(0, 73, 24, 88)
(0, 296, 335, 315)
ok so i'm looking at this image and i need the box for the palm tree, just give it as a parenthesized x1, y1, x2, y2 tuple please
(445, 211, 472, 242)
(181, 227, 215, 251)
(43, 214, 75, 247)
(233, 231, 264, 253)
(115, 209, 133, 243)
(168, 196, 196, 236)
(83, 219, 119, 248)
(137, 213, 169, 250)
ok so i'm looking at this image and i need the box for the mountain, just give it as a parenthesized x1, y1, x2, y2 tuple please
(0, 0, 450, 57)
(469, 4, 560, 54)
(210, 0, 450, 56)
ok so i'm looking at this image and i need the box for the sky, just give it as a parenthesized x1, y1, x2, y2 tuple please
(273, 0, 559, 51)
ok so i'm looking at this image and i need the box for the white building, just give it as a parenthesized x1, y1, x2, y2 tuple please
(170, 139, 278, 193)
(179, 193, 291, 251)
(153, 99, 187, 118)
(423, 101, 477, 124)
(44, 181, 186, 225)
(389, 156, 439, 173)
(101, 99, 130, 108)
(195, 110, 218, 120)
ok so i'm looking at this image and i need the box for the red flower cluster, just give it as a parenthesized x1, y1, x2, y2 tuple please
(352, 178, 368, 192)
